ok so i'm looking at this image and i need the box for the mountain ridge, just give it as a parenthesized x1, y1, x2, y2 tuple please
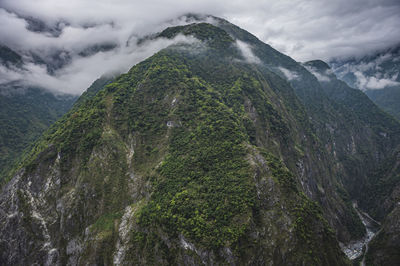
(0, 16, 399, 264)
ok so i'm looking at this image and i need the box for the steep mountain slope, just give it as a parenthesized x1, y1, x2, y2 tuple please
(0, 22, 350, 265)
(0, 45, 77, 180)
(215, 17, 400, 249)
(303, 60, 400, 263)
(363, 142, 400, 265)
(211, 16, 400, 259)
(206, 17, 369, 243)
(0, 76, 118, 185)
(366, 204, 400, 265)
(365, 87, 400, 121)
(303, 60, 400, 220)
(0, 44, 118, 182)
(0, 87, 76, 180)
(0, 16, 399, 264)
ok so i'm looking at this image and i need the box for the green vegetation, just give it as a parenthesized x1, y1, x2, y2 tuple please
(260, 148, 341, 264)
(0, 88, 76, 181)
(158, 22, 234, 49)
(91, 211, 123, 238)
(259, 150, 297, 191)
(366, 86, 400, 121)
(360, 149, 400, 220)
(0, 22, 363, 264)
(336, 186, 366, 239)
(137, 75, 255, 249)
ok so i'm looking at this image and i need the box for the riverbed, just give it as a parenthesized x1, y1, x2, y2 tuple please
(340, 202, 380, 263)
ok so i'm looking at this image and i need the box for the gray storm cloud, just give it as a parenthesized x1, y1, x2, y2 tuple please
(0, 0, 399, 94)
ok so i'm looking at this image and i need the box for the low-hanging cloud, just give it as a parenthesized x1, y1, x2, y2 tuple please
(278, 67, 299, 81)
(354, 71, 399, 90)
(331, 48, 400, 90)
(303, 66, 331, 82)
(235, 40, 261, 64)
(0, 0, 399, 95)
(0, 34, 200, 94)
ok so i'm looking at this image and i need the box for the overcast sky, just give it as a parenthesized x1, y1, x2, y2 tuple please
(1, 0, 399, 94)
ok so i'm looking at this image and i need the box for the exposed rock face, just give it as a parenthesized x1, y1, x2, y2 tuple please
(0, 16, 398, 264)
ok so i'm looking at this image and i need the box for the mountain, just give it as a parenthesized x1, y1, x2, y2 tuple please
(366, 204, 400, 265)
(0, 15, 399, 264)
(0, 87, 76, 180)
(303, 60, 400, 264)
(0, 45, 79, 180)
(365, 87, 400, 121)
(303, 60, 399, 217)
(330, 45, 400, 121)
(0, 44, 117, 182)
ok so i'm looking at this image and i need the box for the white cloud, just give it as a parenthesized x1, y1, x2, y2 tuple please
(331, 48, 400, 90)
(2, 0, 399, 60)
(354, 71, 399, 90)
(313, 72, 331, 82)
(0, 0, 399, 94)
(278, 67, 299, 81)
(304, 66, 331, 82)
(235, 40, 260, 64)
(0, 34, 200, 94)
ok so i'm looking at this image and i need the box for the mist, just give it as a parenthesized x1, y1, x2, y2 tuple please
(331, 47, 400, 90)
(0, 0, 399, 95)
(0, 33, 200, 95)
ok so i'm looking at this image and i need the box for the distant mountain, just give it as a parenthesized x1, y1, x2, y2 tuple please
(0, 45, 23, 67)
(0, 45, 78, 180)
(365, 87, 400, 121)
(0, 86, 76, 180)
(330, 45, 400, 120)
(0, 41, 119, 181)
(0, 15, 399, 265)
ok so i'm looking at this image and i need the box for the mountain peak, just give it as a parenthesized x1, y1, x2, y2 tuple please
(1, 16, 399, 265)
(303, 60, 331, 71)
(158, 22, 234, 49)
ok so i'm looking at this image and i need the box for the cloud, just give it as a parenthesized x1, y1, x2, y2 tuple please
(354, 71, 399, 90)
(2, 0, 399, 62)
(303, 65, 331, 82)
(331, 47, 400, 90)
(0, 34, 200, 94)
(235, 40, 261, 64)
(224, 0, 400, 61)
(278, 67, 299, 81)
(0, 0, 399, 94)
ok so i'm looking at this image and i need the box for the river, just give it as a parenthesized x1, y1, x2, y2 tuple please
(340, 202, 381, 263)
